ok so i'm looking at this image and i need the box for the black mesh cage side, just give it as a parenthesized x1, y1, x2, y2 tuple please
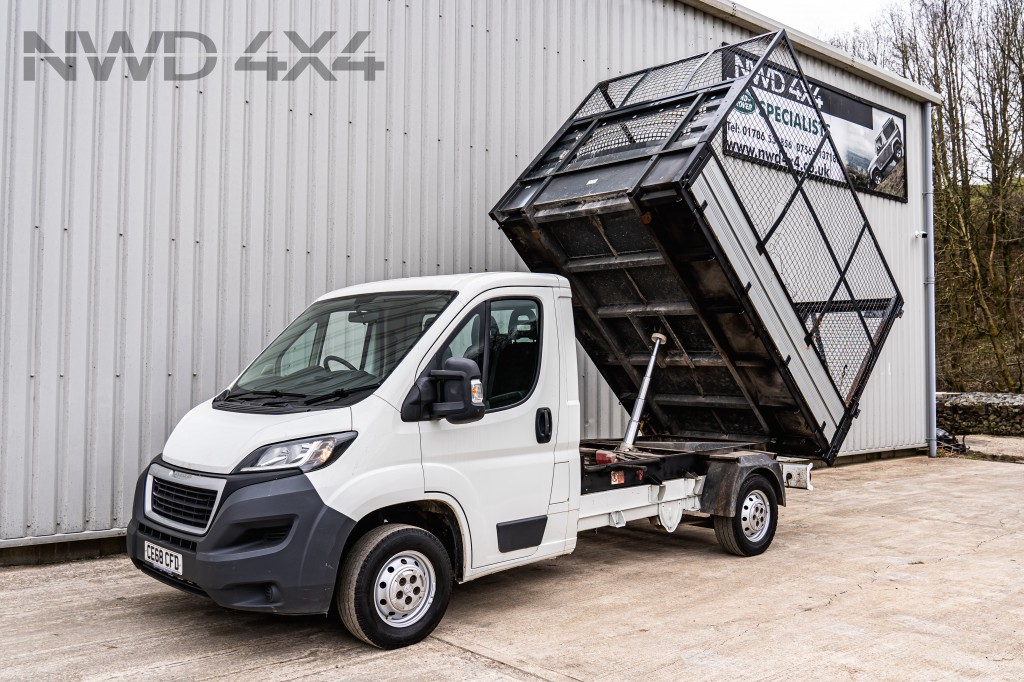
(686, 34, 775, 92)
(572, 33, 776, 121)
(621, 56, 704, 107)
(574, 73, 645, 119)
(706, 36, 903, 408)
(565, 104, 693, 171)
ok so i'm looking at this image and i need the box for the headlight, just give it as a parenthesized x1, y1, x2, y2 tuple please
(236, 432, 357, 473)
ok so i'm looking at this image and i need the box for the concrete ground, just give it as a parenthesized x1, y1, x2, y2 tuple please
(1, 456, 1022, 681)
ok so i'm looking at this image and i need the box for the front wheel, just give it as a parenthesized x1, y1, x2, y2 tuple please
(713, 474, 778, 557)
(337, 523, 453, 648)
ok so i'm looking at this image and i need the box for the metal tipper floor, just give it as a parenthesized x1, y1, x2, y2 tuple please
(491, 31, 903, 465)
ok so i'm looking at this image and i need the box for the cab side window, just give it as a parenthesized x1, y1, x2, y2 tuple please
(438, 305, 487, 374)
(436, 299, 542, 411)
(485, 300, 541, 409)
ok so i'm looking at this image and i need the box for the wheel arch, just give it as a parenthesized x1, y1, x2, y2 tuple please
(700, 454, 786, 517)
(340, 494, 471, 581)
(748, 465, 785, 508)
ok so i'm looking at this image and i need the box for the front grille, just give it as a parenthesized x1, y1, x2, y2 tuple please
(150, 477, 217, 531)
(138, 522, 198, 552)
(262, 526, 291, 543)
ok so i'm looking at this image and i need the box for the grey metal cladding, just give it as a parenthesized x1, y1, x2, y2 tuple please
(0, 0, 926, 544)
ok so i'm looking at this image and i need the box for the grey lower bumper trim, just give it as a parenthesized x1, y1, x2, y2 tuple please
(128, 465, 355, 615)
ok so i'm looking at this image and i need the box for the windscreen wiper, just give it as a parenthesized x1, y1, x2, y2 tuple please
(225, 389, 308, 401)
(303, 384, 381, 406)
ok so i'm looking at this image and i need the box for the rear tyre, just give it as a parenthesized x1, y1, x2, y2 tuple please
(337, 523, 452, 649)
(713, 474, 778, 557)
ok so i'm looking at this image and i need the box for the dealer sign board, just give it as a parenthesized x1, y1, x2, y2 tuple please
(723, 51, 907, 202)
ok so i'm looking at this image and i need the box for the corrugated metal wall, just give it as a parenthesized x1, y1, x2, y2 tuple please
(0, 0, 928, 544)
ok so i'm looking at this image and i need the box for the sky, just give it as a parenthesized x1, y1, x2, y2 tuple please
(736, 0, 894, 40)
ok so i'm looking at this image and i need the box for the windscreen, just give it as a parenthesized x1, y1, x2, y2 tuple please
(217, 291, 455, 412)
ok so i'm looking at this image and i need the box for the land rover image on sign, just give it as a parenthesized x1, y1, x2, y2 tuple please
(868, 116, 904, 189)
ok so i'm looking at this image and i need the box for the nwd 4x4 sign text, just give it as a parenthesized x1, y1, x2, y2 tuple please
(23, 30, 384, 82)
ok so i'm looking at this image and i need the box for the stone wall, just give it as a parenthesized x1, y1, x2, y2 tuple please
(936, 393, 1024, 436)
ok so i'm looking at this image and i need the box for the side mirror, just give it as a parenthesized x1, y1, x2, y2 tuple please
(430, 357, 485, 424)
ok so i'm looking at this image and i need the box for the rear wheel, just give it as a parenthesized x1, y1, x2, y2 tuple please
(337, 523, 452, 649)
(713, 474, 778, 557)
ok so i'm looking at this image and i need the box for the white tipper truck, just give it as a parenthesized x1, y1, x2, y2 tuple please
(128, 32, 903, 649)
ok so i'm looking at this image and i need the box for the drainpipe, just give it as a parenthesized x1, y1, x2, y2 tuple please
(923, 103, 937, 457)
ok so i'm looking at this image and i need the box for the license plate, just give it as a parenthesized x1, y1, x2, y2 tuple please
(143, 541, 183, 576)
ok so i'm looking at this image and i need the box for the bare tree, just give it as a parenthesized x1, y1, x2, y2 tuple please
(832, 0, 1024, 391)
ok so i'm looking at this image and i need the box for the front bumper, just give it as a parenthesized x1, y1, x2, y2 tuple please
(127, 460, 355, 615)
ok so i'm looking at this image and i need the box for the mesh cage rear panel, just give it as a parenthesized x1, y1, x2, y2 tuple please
(491, 32, 903, 463)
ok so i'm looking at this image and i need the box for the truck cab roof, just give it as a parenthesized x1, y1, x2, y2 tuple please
(316, 272, 569, 303)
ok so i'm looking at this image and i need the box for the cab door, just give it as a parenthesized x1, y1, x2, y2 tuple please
(418, 288, 560, 568)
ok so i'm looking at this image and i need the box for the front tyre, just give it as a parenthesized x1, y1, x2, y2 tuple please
(337, 523, 452, 648)
(713, 474, 778, 557)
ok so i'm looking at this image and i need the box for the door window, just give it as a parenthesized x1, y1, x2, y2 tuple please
(436, 298, 542, 411)
(486, 300, 541, 409)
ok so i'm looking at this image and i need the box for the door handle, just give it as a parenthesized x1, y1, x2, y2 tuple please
(535, 407, 552, 444)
